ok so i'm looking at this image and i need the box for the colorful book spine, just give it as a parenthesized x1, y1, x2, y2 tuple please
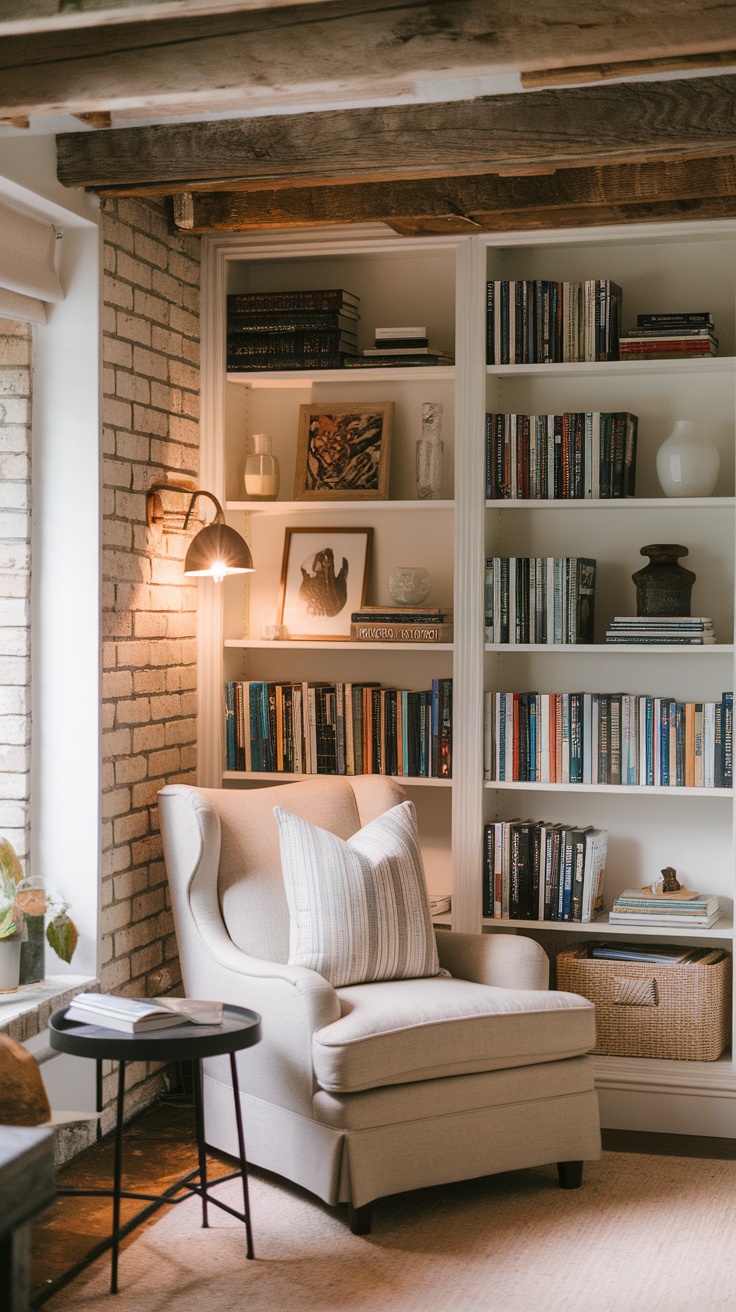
(483, 691, 733, 788)
(224, 679, 452, 778)
(486, 279, 622, 365)
(485, 411, 637, 499)
(484, 557, 595, 645)
(483, 820, 607, 923)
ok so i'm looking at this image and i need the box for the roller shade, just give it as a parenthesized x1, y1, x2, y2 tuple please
(0, 200, 63, 325)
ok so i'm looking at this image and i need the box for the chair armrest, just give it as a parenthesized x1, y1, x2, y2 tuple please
(435, 930, 549, 991)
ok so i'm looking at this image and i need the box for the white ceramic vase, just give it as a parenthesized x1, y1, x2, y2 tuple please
(0, 940, 21, 992)
(388, 567, 431, 605)
(656, 420, 720, 498)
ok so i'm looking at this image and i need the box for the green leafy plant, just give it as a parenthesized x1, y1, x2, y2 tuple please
(0, 838, 78, 962)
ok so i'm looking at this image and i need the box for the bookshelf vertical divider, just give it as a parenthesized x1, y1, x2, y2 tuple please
(200, 220, 736, 1135)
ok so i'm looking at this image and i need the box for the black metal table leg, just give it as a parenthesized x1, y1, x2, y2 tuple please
(192, 1059, 209, 1228)
(229, 1052, 254, 1259)
(111, 1061, 126, 1295)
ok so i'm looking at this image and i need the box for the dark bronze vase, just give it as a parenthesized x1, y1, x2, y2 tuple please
(19, 914, 45, 985)
(632, 543, 696, 617)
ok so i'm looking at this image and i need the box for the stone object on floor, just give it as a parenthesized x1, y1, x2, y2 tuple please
(0, 1033, 51, 1125)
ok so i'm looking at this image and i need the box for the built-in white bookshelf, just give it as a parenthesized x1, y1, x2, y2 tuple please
(200, 219, 736, 1135)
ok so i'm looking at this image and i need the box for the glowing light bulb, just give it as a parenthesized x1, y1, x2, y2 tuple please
(210, 561, 228, 583)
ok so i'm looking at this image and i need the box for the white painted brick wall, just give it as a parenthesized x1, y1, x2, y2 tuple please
(100, 199, 200, 1123)
(0, 319, 31, 869)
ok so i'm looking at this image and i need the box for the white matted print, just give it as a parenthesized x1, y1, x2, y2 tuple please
(277, 527, 373, 640)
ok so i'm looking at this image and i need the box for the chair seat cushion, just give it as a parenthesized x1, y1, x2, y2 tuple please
(312, 976, 596, 1093)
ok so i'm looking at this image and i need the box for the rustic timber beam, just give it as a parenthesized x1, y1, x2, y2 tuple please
(176, 156, 736, 233)
(522, 49, 736, 89)
(57, 75, 736, 194)
(0, 1, 327, 37)
(386, 196, 736, 237)
(12, 1, 736, 123)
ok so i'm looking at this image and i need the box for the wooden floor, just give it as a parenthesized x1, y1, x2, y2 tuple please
(31, 1097, 234, 1305)
(30, 1099, 736, 1305)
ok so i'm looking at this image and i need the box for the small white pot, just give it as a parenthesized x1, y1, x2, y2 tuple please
(656, 420, 720, 497)
(0, 940, 21, 991)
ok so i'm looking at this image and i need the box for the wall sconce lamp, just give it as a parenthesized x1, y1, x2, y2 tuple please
(146, 481, 254, 583)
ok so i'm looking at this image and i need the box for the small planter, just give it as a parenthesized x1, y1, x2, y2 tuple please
(0, 940, 21, 992)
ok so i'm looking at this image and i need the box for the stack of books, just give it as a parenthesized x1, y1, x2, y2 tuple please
(350, 604, 453, 643)
(484, 690, 733, 787)
(226, 289, 360, 370)
(67, 994, 184, 1033)
(485, 411, 637, 499)
(609, 887, 722, 929)
(619, 312, 717, 360)
(345, 325, 454, 368)
(67, 994, 224, 1032)
(606, 616, 716, 645)
(483, 820, 608, 922)
(484, 557, 596, 645)
(225, 678, 452, 777)
(486, 279, 623, 364)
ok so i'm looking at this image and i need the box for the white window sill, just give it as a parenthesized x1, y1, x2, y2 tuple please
(0, 974, 99, 1044)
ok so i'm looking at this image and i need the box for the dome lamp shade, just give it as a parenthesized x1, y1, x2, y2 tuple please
(146, 482, 254, 583)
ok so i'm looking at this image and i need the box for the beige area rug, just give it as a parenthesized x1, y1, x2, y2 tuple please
(48, 1153, 736, 1312)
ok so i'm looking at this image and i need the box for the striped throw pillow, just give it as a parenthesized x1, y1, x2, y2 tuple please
(274, 800, 441, 988)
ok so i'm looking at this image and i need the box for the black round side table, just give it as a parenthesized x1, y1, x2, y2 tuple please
(49, 1003, 261, 1295)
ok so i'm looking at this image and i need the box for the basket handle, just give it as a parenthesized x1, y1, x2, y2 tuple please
(613, 976, 658, 1007)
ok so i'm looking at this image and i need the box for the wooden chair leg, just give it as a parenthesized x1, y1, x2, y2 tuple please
(557, 1160, 584, 1189)
(347, 1201, 373, 1235)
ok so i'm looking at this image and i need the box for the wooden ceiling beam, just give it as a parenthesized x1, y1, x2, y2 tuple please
(386, 196, 736, 237)
(57, 75, 736, 194)
(0, 1, 328, 37)
(9, 1, 736, 122)
(522, 49, 736, 89)
(177, 156, 736, 233)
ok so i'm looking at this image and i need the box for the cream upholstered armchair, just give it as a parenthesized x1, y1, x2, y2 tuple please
(159, 775, 600, 1233)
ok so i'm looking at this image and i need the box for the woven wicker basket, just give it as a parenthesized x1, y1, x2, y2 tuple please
(556, 945, 732, 1060)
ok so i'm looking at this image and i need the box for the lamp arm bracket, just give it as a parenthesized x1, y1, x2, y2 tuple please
(146, 480, 224, 534)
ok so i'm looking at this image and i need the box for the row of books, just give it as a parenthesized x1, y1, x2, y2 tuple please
(483, 819, 608, 922)
(484, 556, 596, 645)
(225, 679, 453, 777)
(605, 616, 716, 646)
(483, 691, 734, 788)
(485, 411, 638, 500)
(227, 288, 360, 371)
(619, 311, 717, 360)
(486, 279, 623, 365)
(609, 887, 722, 929)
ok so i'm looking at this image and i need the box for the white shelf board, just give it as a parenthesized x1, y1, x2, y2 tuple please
(483, 915, 733, 938)
(227, 366, 455, 387)
(484, 780, 733, 797)
(486, 497, 735, 510)
(485, 643, 734, 654)
(223, 771, 452, 786)
(486, 357, 735, 378)
(227, 499, 454, 514)
(225, 639, 454, 651)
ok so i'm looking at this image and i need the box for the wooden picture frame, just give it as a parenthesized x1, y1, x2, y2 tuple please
(277, 526, 373, 640)
(294, 401, 393, 499)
